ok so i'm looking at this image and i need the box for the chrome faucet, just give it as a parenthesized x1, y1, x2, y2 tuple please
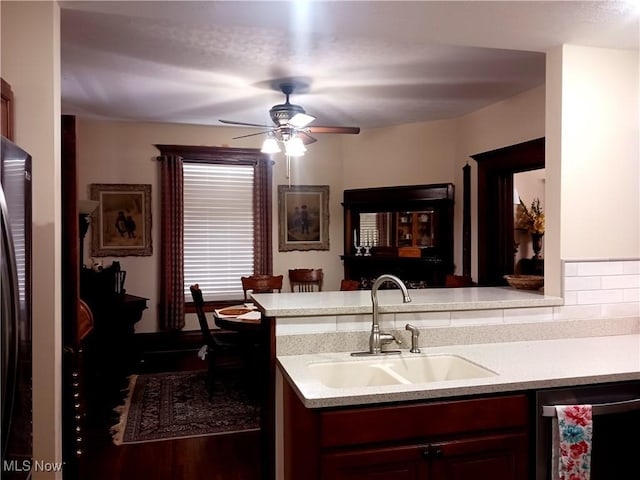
(352, 274, 412, 356)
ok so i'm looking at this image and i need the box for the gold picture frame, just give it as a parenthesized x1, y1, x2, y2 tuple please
(90, 183, 152, 256)
(278, 185, 329, 251)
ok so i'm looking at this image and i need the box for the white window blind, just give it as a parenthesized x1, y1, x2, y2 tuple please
(183, 162, 254, 301)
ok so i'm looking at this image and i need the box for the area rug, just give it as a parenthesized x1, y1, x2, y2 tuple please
(111, 370, 260, 445)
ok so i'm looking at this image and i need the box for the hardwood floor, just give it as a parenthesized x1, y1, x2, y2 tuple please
(79, 347, 262, 480)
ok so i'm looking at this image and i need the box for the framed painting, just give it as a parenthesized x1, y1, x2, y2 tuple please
(278, 184, 329, 251)
(90, 183, 152, 256)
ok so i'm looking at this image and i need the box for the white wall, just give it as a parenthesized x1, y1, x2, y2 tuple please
(560, 45, 639, 259)
(1, 2, 62, 478)
(342, 119, 458, 190)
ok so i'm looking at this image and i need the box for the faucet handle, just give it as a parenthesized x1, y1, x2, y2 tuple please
(380, 332, 401, 346)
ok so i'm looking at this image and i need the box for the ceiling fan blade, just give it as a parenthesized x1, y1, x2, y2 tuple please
(289, 113, 316, 128)
(308, 126, 361, 134)
(219, 119, 274, 128)
(232, 130, 273, 140)
(298, 132, 318, 145)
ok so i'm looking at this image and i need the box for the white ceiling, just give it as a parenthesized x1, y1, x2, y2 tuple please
(60, 1, 639, 131)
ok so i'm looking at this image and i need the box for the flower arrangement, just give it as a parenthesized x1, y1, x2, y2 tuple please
(516, 197, 545, 234)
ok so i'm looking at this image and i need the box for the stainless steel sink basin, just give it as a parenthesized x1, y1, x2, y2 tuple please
(308, 354, 497, 388)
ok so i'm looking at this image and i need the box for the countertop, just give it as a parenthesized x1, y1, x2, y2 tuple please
(252, 286, 563, 317)
(277, 334, 640, 408)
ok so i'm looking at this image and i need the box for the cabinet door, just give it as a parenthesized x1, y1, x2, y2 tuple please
(397, 212, 414, 247)
(322, 444, 429, 480)
(429, 432, 528, 480)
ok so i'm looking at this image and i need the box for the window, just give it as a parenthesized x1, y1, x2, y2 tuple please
(156, 145, 273, 321)
(183, 162, 254, 301)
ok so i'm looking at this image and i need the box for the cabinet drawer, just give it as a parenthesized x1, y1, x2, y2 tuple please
(322, 443, 428, 480)
(320, 394, 528, 448)
(321, 432, 528, 480)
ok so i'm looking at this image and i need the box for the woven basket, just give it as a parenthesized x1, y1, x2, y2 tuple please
(503, 275, 544, 290)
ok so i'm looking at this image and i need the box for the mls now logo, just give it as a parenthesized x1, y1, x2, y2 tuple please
(3, 459, 64, 473)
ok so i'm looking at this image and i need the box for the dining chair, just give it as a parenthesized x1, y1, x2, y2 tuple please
(340, 279, 361, 291)
(288, 268, 324, 292)
(189, 284, 241, 398)
(241, 274, 284, 301)
(445, 274, 475, 288)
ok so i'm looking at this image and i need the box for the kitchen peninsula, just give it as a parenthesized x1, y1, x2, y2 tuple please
(251, 286, 639, 480)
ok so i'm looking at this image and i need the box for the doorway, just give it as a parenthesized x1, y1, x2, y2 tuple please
(472, 137, 545, 286)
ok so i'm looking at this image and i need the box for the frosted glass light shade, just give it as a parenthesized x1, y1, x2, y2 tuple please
(261, 137, 281, 154)
(285, 137, 306, 157)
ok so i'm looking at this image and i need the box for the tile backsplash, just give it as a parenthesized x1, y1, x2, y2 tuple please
(559, 259, 640, 320)
(275, 259, 640, 336)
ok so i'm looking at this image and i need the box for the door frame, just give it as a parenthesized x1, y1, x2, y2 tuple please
(472, 138, 545, 285)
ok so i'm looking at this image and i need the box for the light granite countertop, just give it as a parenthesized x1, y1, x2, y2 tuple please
(277, 334, 640, 408)
(252, 286, 563, 317)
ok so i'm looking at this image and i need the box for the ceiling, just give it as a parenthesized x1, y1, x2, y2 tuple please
(60, 1, 639, 131)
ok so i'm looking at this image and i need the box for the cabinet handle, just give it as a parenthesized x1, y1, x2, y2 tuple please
(422, 445, 444, 459)
(542, 398, 640, 417)
(422, 446, 431, 459)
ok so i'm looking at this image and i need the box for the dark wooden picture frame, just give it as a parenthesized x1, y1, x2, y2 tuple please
(90, 183, 152, 256)
(278, 184, 329, 251)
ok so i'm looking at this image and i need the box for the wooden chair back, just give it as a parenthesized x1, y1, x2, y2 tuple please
(189, 284, 215, 348)
(289, 268, 324, 292)
(189, 283, 241, 398)
(340, 279, 360, 291)
(241, 274, 283, 301)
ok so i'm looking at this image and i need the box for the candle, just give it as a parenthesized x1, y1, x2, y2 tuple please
(353, 229, 358, 248)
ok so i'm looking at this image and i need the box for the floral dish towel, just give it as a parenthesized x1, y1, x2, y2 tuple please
(552, 404, 593, 480)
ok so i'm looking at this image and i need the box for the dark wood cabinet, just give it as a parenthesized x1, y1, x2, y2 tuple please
(80, 268, 148, 423)
(1, 77, 14, 140)
(427, 433, 528, 480)
(323, 444, 428, 480)
(342, 184, 455, 287)
(322, 433, 526, 480)
(283, 381, 529, 480)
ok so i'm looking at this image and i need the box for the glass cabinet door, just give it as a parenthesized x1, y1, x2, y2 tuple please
(415, 210, 434, 247)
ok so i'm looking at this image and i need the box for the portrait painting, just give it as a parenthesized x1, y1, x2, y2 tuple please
(278, 185, 329, 251)
(90, 183, 152, 256)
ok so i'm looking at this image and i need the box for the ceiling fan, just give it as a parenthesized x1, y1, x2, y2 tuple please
(219, 81, 360, 156)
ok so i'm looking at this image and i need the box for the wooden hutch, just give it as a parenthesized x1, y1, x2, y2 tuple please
(342, 184, 455, 287)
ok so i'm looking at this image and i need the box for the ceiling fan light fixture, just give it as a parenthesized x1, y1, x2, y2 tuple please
(285, 136, 306, 157)
(289, 112, 315, 128)
(261, 136, 281, 154)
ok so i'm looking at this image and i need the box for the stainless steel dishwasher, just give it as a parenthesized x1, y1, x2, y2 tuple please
(535, 381, 640, 480)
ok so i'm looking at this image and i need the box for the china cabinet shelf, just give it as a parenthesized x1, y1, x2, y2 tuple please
(342, 184, 454, 287)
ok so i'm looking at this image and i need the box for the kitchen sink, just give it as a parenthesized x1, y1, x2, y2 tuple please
(308, 354, 497, 388)
(308, 360, 407, 388)
(382, 354, 497, 383)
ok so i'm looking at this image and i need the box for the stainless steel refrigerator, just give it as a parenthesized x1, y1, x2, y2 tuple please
(1, 136, 32, 478)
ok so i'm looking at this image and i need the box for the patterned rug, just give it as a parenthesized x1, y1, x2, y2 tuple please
(111, 370, 260, 444)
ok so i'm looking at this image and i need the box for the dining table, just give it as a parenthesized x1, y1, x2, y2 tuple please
(212, 303, 262, 334)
